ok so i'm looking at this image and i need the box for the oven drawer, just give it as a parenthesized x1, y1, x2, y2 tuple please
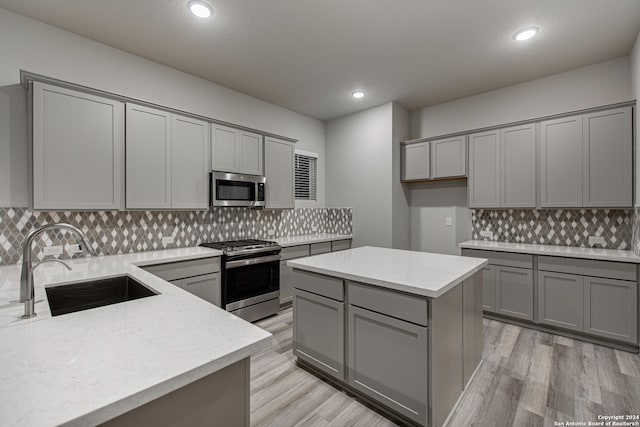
(293, 269, 344, 301)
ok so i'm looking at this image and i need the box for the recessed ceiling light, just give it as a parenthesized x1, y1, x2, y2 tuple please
(352, 91, 366, 99)
(189, 1, 213, 18)
(513, 27, 538, 41)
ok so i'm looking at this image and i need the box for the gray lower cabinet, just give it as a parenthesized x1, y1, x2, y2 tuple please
(31, 82, 125, 210)
(538, 271, 584, 331)
(177, 273, 221, 307)
(347, 305, 428, 424)
(584, 276, 637, 344)
(495, 266, 533, 321)
(264, 137, 295, 209)
(279, 261, 294, 305)
(481, 265, 496, 312)
(331, 240, 352, 251)
(310, 241, 331, 255)
(292, 288, 345, 380)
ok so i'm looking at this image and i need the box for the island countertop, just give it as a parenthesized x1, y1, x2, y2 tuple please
(287, 246, 488, 298)
(0, 247, 272, 427)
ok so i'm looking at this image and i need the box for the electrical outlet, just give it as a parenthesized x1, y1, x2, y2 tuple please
(162, 236, 175, 245)
(588, 236, 605, 247)
(43, 245, 63, 256)
(480, 230, 494, 238)
(67, 243, 83, 254)
(312, 226, 318, 233)
(445, 217, 453, 227)
(267, 229, 275, 237)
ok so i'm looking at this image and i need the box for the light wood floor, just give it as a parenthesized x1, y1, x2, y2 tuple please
(251, 308, 640, 427)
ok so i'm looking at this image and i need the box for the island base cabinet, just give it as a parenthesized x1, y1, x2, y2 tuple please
(102, 358, 249, 427)
(584, 277, 637, 344)
(481, 265, 496, 312)
(292, 288, 345, 380)
(347, 305, 428, 425)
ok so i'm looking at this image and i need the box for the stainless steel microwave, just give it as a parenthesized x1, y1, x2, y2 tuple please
(210, 171, 266, 208)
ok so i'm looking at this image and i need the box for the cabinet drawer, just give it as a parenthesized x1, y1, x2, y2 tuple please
(292, 269, 344, 301)
(142, 257, 220, 281)
(280, 244, 310, 260)
(462, 249, 532, 269)
(331, 240, 351, 252)
(310, 242, 332, 255)
(538, 256, 636, 281)
(347, 281, 428, 326)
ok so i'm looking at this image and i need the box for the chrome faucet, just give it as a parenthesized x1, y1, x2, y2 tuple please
(20, 223, 97, 319)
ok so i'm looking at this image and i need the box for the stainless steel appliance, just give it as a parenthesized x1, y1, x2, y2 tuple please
(200, 239, 280, 322)
(210, 171, 266, 208)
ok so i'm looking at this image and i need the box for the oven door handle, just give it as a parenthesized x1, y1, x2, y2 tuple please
(226, 254, 281, 269)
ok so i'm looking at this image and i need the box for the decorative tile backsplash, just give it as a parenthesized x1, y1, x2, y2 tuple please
(633, 207, 640, 255)
(471, 209, 632, 249)
(0, 207, 353, 265)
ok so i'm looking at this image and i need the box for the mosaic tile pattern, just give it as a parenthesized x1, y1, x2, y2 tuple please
(633, 207, 640, 255)
(471, 209, 632, 249)
(0, 207, 353, 265)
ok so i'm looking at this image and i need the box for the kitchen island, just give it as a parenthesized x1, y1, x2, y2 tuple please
(288, 246, 488, 427)
(0, 248, 271, 426)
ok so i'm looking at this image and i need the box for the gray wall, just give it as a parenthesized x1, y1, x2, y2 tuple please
(410, 56, 632, 140)
(0, 8, 326, 208)
(631, 31, 640, 206)
(391, 103, 410, 249)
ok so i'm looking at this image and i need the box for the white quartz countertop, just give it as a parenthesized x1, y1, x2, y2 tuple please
(274, 233, 352, 247)
(458, 240, 640, 263)
(287, 246, 487, 298)
(0, 247, 272, 427)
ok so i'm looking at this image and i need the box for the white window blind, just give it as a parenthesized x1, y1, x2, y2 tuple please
(295, 150, 318, 201)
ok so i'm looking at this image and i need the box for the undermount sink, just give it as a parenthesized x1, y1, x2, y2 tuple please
(45, 276, 158, 316)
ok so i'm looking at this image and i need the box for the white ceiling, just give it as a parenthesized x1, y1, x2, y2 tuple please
(1, 0, 639, 120)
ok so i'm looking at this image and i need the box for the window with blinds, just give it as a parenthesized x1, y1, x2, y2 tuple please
(294, 150, 318, 200)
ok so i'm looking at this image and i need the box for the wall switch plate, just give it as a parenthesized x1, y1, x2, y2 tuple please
(43, 245, 63, 256)
(162, 236, 175, 245)
(480, 230, 494, 238)
(267, 229, 275, 237)
(588, 236, 605, 247)
(445, 217, 453, 227)
(67, 243, 83, 254)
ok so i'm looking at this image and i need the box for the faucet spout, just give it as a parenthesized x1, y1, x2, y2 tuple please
(19, 223, 97, 319)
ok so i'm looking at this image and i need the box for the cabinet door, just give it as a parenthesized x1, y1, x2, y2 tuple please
(171, 115, 209, 209)
(539, 115, 583, 207)
(495, 266, 533, 321)
(237, 131, 263, 175)
(264, 137, 294, 209)
(431, 136, 466, 178)
(279, 260, 294, 305)
(32, 82, 124, 210)
(584, 276, 637, 344)
(211, 124, 238, 173)
(126, 104, 172, 209)
(582, 107, 632, 207)
(538, 271, 583, 331)
(468, 130, 500, 208)
(347, 305, 428, 424)
(500, 124, 536, 208)
(180, 273, 221, 307)
(293, 288, 345, 380)
(481, 265, 496, 312)
(402, 142, 430, 181)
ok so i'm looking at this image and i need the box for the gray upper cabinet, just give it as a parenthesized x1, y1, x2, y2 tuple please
(500, 124, 536, 208)
(171, 115, 210, 209)
(126, 104, 172, 209)
(264, 137, 295, 209)
(539, 115, 583, 208)
(402, 141, 430, 181)
(126, 104, 209, 209)
(32, 82, 124, 210)
(582, 107, 632, 207)
(431, 136, 466, 178)
(468, 130, 500, 208)
(211, 124, 263, 175)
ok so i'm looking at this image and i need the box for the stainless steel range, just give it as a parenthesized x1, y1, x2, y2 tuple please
(200, 239, 280, 322)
